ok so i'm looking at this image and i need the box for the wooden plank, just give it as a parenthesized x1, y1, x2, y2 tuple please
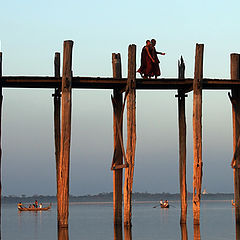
(230, 53, 240, 224)
(192, 44, 204, 225)
(2, 76, 240, 90)
(112, 53, 123, 225)
(53, 52, 61, 209)
(177, 56, 187, 224)
(124, 44, 136, 226)
(57, 40, 73, 228)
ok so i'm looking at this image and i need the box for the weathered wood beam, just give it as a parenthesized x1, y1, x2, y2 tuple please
(57, 40, 73, 228)
(53, 52, 61, 206)
(192, 44, 204, 225)
(230, 53, 240, 224)
(124, 44, 136, 227)
(112, 53, 123, 225)
(177, 56, 187, 224)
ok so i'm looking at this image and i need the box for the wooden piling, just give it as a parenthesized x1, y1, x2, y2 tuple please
(0, 52, 2, 233)
(57, 41, 73, 228)
(177, 56, 187, 224)
(192, 44, 204, 225)
(53, 52, 61, 191)
(193, 224, 201, 240)
(124, 44, 136, 226)
(114, 224, 123, 240)
(58, 226, 69, 240)
(230, 53, 240, 224)
(112, 53, 123, 225)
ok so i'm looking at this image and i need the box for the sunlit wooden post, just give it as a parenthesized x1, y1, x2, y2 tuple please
(124, 44, 136, 226)
(112, 53, 123, 225)
(193, 44, 204, 225)
(57, 40, 73, 228)
(177, 56, 188, 224)
(53, 52, 61, 191)
(230, 53, 240, 224)
(0, 52, 2, 234)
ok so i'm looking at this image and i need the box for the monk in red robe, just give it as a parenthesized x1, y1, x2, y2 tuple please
(137, 40, 155, 79)
(150, 39, 166, 79)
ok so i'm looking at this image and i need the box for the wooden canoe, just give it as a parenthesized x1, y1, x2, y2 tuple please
(18, 205, 51, 211)
(160, 204, 169, 208)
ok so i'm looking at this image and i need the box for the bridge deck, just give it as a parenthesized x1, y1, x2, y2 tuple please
(1, 76, 240, 90)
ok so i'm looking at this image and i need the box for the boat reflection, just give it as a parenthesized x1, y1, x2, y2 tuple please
(58, 227, 69, 240)
(193, 224, 201, 240)
(114, 224, 132, 240)
(180, 224, 188, 240)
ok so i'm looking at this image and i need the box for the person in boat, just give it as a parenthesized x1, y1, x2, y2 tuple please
(39, 203, 43, 208)
(17, 202, 23, 209)
(150, 39, 166, 79)
(163, 200, 169, 207)
(160, 200, 163, 205)
(28, 204, 32, 208)
(34, 200, 38, 208)
(137, 40, 155, 79)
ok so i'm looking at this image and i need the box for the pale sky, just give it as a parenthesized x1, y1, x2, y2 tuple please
(0, 0, 240, 196)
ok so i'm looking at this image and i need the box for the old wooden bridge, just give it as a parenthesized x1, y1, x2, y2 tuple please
(0, 41, 240, 229)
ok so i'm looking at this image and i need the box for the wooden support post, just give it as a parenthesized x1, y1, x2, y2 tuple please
(112, 53, 123, 225)
(0, 52, 2, 234)
(192, 44, 204, 225)
(57, 40, 73, 228)
(53, 52, 61, 192)
(230, 53, 240, 224)
(177, 56, 187, 224)
(124, 44, 136, 226)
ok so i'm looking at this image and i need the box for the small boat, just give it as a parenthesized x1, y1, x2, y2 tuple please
(161, 203, 169, 208)
(18, 204, 51, 211)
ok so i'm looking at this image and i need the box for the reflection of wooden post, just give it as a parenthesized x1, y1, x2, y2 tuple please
(0, 52, 2, 235)
(53, 52, 61, 193)
(124, 45, 136, 226)
(180, 223, 188, 240)
(58, 41, 73, 228)
(58, 226, 69, 240)
(193, 224, 201, 240)
(230, 54, 240, 224)
(177, 56, 187, 224)
(114, 224, 123, 240)
(124, 226, 132, 240)
(112, 53, 123, 225)
(193, 44, 204, 225)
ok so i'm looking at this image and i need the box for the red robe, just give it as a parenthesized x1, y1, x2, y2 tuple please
(137, 46, 153, 77)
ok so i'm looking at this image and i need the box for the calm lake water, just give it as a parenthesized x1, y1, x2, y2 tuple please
(2, 200, 237, 239)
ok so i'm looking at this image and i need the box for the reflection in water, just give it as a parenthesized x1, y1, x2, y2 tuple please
(236, 222, 240, 240)
(114, 224, 122, 240)
(124, 226, 132, 240)
(58, 227, 69, 240)
(114, 225, 132, 240)
(180, 224, 188, 240)
(193, 225, 201, 240)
